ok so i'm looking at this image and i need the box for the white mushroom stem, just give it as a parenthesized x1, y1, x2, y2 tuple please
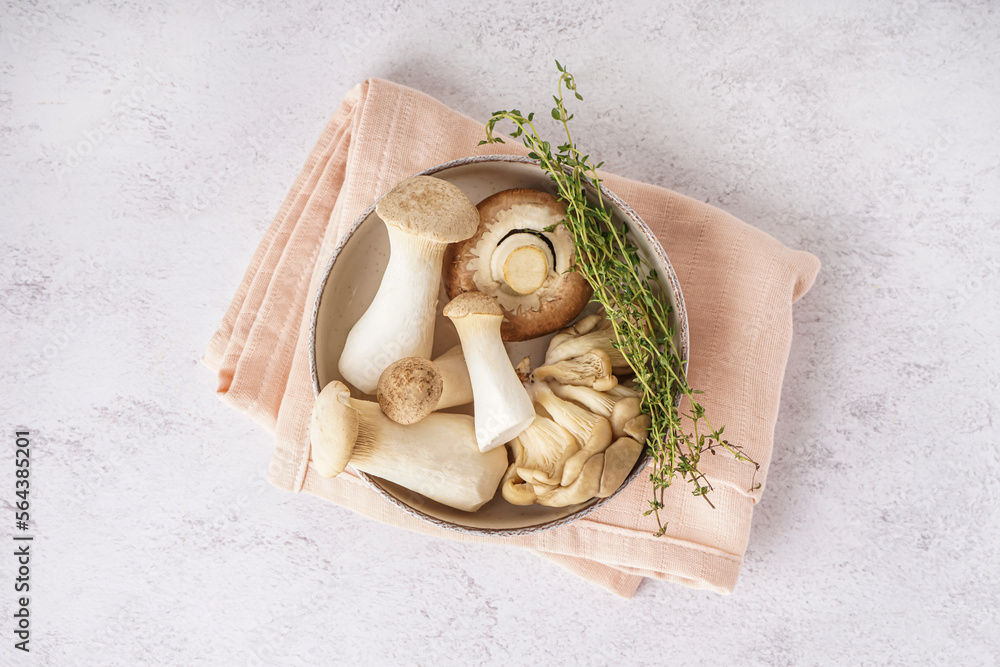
(339, 229, 448, 394)
(310, 381, 507, 512)
(445, 294, 535, 452)
(339, 176, 478, 393)
(433, 345, 474, 409)
(489, 233, 554, 295)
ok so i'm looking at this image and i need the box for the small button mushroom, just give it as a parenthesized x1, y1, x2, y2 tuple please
(310, 380, 507, 512)
(339, 176, 479, 394)
(375, 346, 474, 425)
(443, 189, 593, 341)
(443, 292, 535, 452)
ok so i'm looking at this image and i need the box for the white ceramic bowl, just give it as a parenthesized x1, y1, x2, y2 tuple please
(309, 155, 688, 536)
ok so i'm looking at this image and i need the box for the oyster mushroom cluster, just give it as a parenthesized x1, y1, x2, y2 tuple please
(312, 176, 645, 514)
(501, 313, 648, 508)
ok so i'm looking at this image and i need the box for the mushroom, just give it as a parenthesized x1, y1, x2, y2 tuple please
(339, 175, 479, 394)
(499, 415, 580, 506)
(496, 358, 647, 509)
(535, 453, 605, 507)
(509, 415, 580, 486)
(310, 380, 507, 512)
(550, 382, 650, 444)
(528, 381, 613, 455)
(607, 384, 641, 400)
(443, 292, 535, 452)
(375, 346, 474, 425)
(443, 189, 593, 341)
(549, 382, 620, 418)
(596, 436, 644, 498)
(431, 345, 475, 410)
(500, 465, 537, 506)
(609, 396, 652, 444)
(533, 349, 617, 392)
(376, 357, 443, 426)
(544, 312, 631, 371)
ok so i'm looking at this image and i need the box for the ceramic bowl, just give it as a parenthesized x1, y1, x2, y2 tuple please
(309, 155, 688, 536)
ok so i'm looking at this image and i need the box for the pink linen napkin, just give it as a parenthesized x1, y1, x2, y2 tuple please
(204, 78, 820, 598)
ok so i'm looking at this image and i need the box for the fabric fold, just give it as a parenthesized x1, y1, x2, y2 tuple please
(204, 78, 820, 598)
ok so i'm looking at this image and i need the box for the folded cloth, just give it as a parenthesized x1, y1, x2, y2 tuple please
(203, 78, 820, 598)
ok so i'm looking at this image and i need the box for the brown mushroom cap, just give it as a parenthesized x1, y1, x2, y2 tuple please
(442, 291, 504, 319)
(376, 175, 479, 243)
(443, 189, 593, 341)
(376, 357, 444, 425)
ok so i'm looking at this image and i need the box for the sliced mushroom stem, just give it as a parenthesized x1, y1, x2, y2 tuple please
(443, 189, 592, 341)
(490, 232, 554, 295)
(444, 293, 535, 452)
(310, 381, 507, 512)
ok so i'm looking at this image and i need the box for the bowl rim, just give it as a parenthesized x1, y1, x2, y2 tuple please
(308, 154, 689, 536)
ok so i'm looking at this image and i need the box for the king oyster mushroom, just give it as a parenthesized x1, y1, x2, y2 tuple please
(376, 346, 475, 425)
(443, 292, 535, 452)
(339, 175, 479, 394)
(310, 380, 507, 512)
(443, 189, 593, 341)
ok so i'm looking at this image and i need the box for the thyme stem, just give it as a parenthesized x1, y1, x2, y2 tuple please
(480, 62, 760, 536)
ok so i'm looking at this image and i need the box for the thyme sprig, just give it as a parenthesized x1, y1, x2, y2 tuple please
(480, 62, 760, 536)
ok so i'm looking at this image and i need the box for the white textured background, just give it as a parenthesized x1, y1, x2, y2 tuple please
(2, 1, 998, 665)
